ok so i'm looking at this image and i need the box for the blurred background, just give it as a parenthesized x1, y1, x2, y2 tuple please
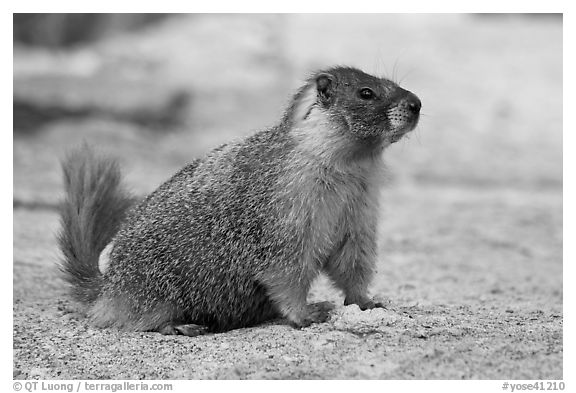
(13, 13, 562, 206)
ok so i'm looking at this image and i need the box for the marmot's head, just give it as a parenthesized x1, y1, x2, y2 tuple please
(287, 66, 421, 153)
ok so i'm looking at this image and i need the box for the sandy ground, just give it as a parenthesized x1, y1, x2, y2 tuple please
(13, 14, 562, 379)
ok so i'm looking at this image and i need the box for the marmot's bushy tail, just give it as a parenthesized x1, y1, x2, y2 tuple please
(57, 146, 134, 304)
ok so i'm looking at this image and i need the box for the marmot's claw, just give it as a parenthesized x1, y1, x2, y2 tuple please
(356, 299, 387, 311)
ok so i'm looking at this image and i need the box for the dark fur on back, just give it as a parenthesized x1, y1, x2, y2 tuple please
(96, 130, 289, 332)
(58, 146, 134, 304)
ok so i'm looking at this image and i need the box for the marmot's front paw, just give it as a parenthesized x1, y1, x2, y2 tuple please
(359, 300, 386, 310)
(345, 296, 387, 311)
(290, 301, 334, 328)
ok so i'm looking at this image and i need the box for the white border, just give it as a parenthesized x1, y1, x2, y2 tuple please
(5, 5, 569, 388)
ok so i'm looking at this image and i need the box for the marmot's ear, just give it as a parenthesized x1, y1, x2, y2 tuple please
(316, 73, 335, 103)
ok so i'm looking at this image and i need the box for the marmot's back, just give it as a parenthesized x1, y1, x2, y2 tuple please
(101, 129, 291, 332)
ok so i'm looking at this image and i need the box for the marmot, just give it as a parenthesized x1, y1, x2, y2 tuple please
(58, 66, 421, 336)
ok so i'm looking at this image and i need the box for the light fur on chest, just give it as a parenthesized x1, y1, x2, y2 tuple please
(279, 107, 384, 268)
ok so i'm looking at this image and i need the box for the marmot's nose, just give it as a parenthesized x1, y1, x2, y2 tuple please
(405, 92, 421, 114)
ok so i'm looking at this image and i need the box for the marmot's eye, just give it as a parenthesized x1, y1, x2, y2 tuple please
(359, 88, 375, 100)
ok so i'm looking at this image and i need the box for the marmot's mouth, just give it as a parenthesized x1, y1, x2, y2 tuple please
(389, 117, 419, 143)
(389, 132, 406, 143)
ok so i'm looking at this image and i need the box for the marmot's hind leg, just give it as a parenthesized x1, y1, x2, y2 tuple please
(158, 323, 208, 337)
(90, 295, 192, 334)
